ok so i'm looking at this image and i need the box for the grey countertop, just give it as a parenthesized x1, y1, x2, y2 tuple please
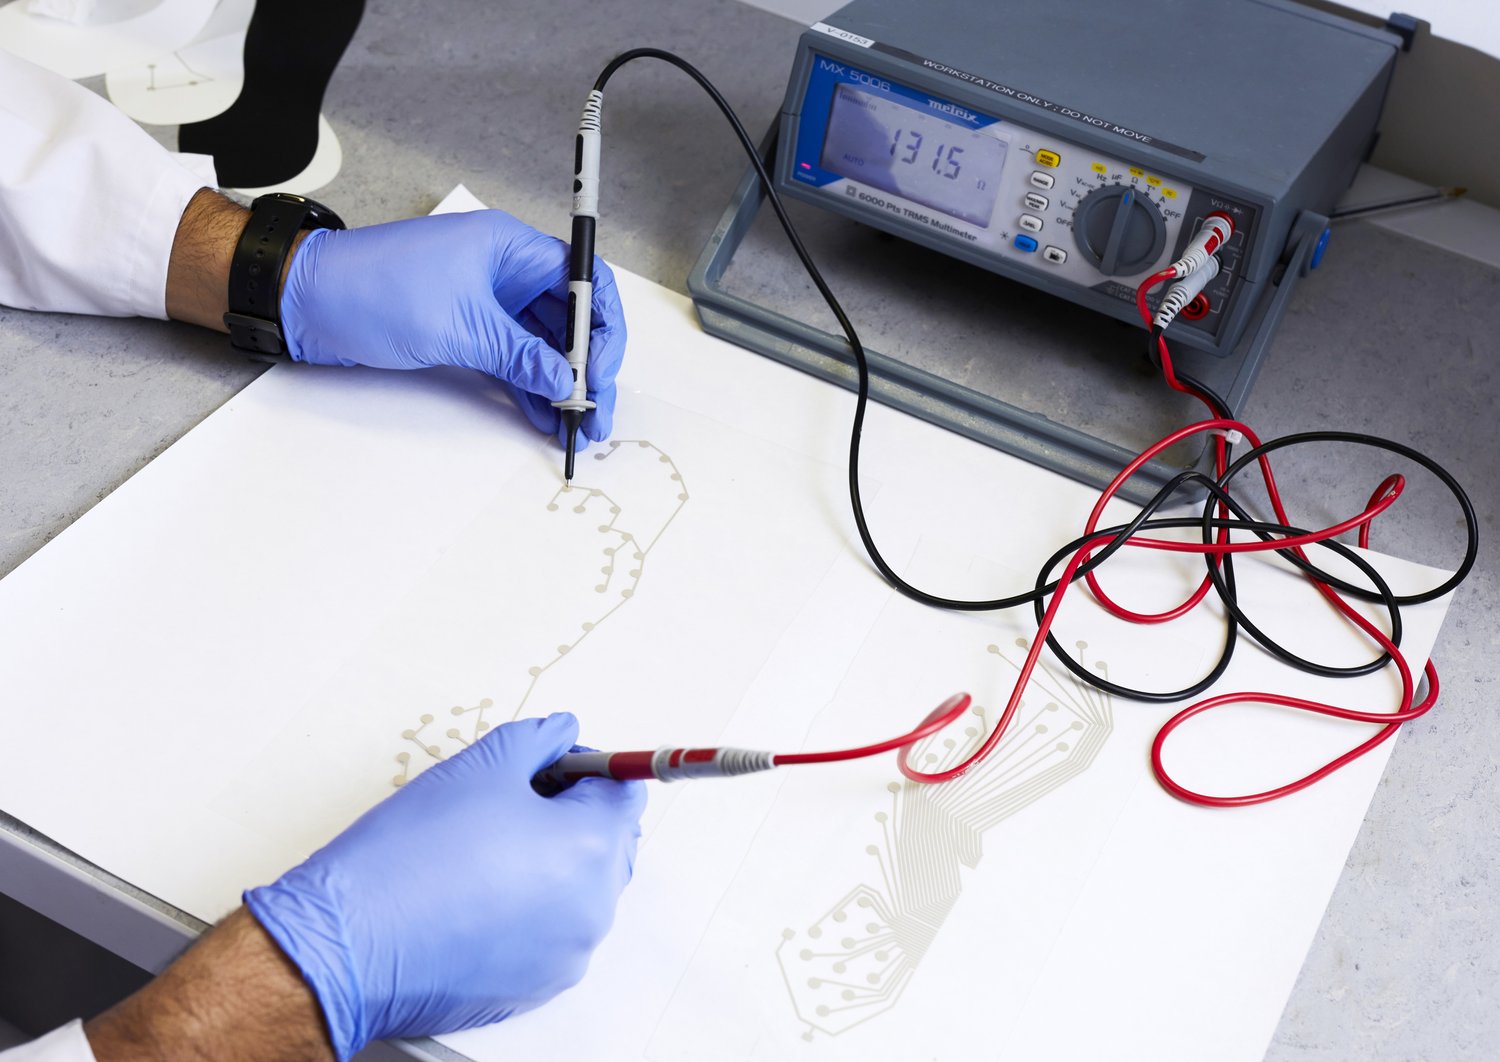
(1, 0, 1496, 1058)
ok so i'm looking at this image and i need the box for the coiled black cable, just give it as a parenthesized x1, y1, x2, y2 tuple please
(591, 49, 1477, 705)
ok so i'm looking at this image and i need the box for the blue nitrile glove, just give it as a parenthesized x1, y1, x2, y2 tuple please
(244, 713, 645, 1060)
(279, 210, 626, 447)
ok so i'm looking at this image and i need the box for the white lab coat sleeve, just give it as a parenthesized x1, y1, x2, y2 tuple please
(0, 1020, 96, 1062)
(0, 49, 211, 319)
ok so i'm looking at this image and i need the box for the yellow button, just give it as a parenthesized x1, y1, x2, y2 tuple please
(1162, 187, 1178, 199)
(1128, 166, 1144, 177)
(1146, 175, 1162, 186)
(1035, 149, 1061, 168)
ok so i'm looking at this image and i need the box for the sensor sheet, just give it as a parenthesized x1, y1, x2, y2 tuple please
(0, 187, 1455, 1062)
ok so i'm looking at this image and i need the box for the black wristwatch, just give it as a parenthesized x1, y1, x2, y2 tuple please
(224, 192, 345, 361)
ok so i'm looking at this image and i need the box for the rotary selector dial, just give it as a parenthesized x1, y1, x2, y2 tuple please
(1072, 183, 1168, 276)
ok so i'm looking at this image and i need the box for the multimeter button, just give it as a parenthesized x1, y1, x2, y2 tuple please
(1042, 245, 1068, 264)
(1013, 234, 1039, 252)
(1035, 149, 1061, 167)
(1023, 192, 1049, 211)
(1019, 214, 1043, 232)
(1028, 171, 1055, 190)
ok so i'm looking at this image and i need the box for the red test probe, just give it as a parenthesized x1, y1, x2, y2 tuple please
(531, 694, 972, 795)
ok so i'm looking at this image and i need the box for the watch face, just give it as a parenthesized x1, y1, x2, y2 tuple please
(252, 192, 345, 230)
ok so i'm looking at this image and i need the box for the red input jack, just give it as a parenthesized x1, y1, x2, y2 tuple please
(1181, 293, 1211, 320)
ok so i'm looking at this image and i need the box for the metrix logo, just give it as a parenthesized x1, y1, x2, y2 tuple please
(928, 100, 977, 122)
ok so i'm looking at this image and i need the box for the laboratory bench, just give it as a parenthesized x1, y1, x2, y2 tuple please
(1, 0, 1496, 1058)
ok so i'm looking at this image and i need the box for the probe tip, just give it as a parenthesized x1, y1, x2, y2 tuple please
(561, 409, 583, 484)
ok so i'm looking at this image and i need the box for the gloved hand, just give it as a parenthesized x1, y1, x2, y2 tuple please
(279, 210, 626, 447)
(245, 713, 646, 1060)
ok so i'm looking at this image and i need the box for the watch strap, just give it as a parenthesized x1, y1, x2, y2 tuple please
(225, 193, 344, 361)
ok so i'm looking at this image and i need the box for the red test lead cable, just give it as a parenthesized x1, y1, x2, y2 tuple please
(530, 435, 1427, 804)
(532, 423, 1419, 801)
(544, 49, 1474, 811)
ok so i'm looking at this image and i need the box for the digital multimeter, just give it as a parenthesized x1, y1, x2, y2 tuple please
(775, 0, 1398, 355)
(786, 55, 1246, 343)
(689, 0, 1406, 495)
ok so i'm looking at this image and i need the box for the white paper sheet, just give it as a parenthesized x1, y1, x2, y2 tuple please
(0, 188, 1454, 1062)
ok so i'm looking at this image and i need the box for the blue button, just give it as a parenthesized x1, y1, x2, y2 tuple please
(1013, 234, 1039, 252)
(1310, 227, 1331, 269)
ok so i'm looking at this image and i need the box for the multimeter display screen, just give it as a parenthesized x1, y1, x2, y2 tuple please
(819, 84, 1006, 227)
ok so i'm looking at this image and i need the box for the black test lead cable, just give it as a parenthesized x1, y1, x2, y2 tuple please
(543, 48, 1478, 804)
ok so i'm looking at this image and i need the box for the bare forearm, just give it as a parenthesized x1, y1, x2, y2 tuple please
(164, 190, 307, 332)
(84, 907, 334, 1061)
(164, 189, 245, 330)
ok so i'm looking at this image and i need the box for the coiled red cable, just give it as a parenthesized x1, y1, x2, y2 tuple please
(751, 275, 1446, 806)
(894, 272, 1442, 804)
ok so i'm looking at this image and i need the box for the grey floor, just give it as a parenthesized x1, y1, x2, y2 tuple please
(1, 0, 1497, 1059)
